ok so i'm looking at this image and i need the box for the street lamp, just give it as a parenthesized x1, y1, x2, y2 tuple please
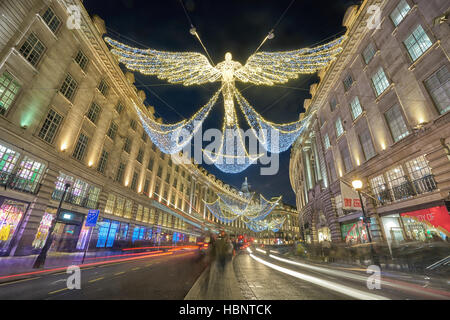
(352, 179, 379, 265)
(33, 183, 71, 269)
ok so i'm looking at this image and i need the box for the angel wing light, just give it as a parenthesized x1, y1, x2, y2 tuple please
(105, 35, 345, 173)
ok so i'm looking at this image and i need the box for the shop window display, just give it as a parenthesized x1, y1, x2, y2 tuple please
(0, 145, 20, 182)
(0, 199, 27, 253)
(341, 220, 369, 244)
(32, 209, 56, 249)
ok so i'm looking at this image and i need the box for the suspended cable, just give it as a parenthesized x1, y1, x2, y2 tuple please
(178, 0, 215, 66)
(252, 0, 296, 55)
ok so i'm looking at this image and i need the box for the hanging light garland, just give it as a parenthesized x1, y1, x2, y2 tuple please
(105, 35, 345, 173)
(204, 193, 282, 226)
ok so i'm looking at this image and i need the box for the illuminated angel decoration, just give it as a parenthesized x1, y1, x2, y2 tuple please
(105, 36, 345, 173)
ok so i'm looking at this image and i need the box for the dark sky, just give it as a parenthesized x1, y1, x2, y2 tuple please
(83, 0, 359, 206)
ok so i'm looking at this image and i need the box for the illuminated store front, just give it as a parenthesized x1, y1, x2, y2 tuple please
(341, 220, 370, 244)
(0, 198, 28, 255)
(96, 219, 129, 248)
(381, 206, 449, 243)
(317, 227, 331, 243)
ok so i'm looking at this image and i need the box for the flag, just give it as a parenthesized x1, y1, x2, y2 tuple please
(340, 181, 362, 211)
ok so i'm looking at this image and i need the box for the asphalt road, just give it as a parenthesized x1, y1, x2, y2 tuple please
(0, 250, 207, 300)
(234, 249, 450, 300)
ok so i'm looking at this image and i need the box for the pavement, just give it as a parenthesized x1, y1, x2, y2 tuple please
(233, 248, 450, 300)
(0, 249, 207, 299)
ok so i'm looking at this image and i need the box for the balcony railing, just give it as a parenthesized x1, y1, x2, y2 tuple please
(0, 171, 41, 195)
(52, 189, 98, 209)
(373, 175, 437, 207)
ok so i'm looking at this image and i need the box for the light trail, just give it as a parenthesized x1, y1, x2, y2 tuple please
(267, 254, 450, 299)
(0, 252, 173, 281)
(249, 254, 390, 300)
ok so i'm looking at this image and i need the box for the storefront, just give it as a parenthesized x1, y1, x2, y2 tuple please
(341, 220, 370, 245)
(381, 205, 450, 243)
(0, 197, 29, 255)
(96, 218, 129, 248)
(317, 227, 331, 243)
(32, 208, 85, 252)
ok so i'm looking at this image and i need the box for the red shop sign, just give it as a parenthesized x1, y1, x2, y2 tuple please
(400, 206, 450, 235)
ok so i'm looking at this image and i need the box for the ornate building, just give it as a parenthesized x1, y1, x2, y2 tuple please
(0, 0, 263, 256)
(290, 0, 450, 245)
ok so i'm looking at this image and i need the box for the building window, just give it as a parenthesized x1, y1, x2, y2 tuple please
(72, 133, 89, 161)
(15, 156, 46, 193)
(173, 178, 178, 188)
(143, 179, 150, 194)
(115, 102, 124, 114)
(329, 97, 337, 112)
(390, 0, 411, 27)
(359, 130, 376, 161)
(116, 163, 125, 183)
(386, 165, 410, 201)
(98, 80, 109, 96)
(60, 74, 78, 101)
(97, 150, 109, 174)
(86, 102, 101, 124)
(165, 172, 171, 184)
(19, 33, 45, 67)
(405, 155, 431, 180)
(74, 50, 89, 71)
(350, 96, 363, 120)
(136, 205, 143, 221)
(424, 65, 449, 115)
(136, 148, 144, 163)
(0, 145, 20, 180)
(151, 144, 157, 152)
(147, 156, 154, 171)
(404, 25, 432, 62)
(371, 67, 390, 97)
(335, 117, 344, 137)
(42, 7, 61, 33)
(38, 109, 62, 143)
(157, 166, 162, 178)
(124, 199, 133, 219)
(106, 121, 118, 140)
(131, 171, 138, 191)
(362, 43, 376, 64)
(123, 137, 132, 153)
(385, 104, 409, 142)
(141, 131, 148, 142)
(323, 134, 330, 150)
(370, 174, 389, 204)
(343, 74, 354, 92)
(339, 143, 353, 173)
(0, 72, 21, 115)
(130, 119, 137, 131)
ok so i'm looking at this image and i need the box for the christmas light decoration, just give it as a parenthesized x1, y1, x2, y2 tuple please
(204, 193, 281, 226)
(105, 35, 345, 173)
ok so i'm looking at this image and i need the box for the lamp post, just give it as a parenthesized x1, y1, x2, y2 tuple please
(352, 180, 379, 266)
(33, 183, 71, 269)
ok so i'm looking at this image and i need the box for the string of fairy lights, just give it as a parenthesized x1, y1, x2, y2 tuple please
(104, 34, 345, 174)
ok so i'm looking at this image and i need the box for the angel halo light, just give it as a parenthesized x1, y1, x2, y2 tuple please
(105, 35, 345, 173)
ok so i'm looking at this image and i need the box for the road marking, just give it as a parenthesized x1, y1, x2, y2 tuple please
(0, 277, 41, 286)
(88, 277, 104, 283)
(132, 267, 140, 271)
(114, 272, 125, 276)
(48, 287, 69, 295)
(145, 263, 153, 267)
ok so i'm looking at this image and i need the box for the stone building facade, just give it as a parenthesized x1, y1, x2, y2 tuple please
(0, 0, 264, 256)
(289, 0, 450, 245)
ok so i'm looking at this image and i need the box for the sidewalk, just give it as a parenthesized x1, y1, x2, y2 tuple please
(185, 257, 244, 300)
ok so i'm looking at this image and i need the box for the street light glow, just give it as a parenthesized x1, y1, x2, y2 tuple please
(352, 180, 363, 190)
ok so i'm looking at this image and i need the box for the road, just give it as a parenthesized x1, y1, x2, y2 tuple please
(0, 250, 206, 300)
(234, 248, 450, 300)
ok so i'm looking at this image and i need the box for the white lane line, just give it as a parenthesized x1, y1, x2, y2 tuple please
(249, 254, 390, 300)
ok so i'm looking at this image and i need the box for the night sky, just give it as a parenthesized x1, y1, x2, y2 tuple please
(83, 0, 359, 206)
